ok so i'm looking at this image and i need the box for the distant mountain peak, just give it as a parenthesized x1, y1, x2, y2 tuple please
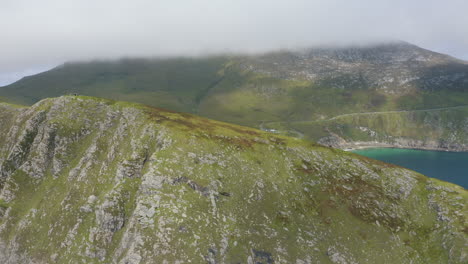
(240, 42, 467, 94)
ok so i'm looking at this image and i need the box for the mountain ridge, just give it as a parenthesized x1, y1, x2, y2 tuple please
(0, 95, 466, 263)
(0, 42, 467, 152)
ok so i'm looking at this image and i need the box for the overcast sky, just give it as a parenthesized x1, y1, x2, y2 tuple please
(1, 0, 468, 85)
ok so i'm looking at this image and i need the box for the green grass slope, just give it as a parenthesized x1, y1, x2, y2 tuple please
(1, 43, 467, 150)
(0, 57, 228, 112)
(266, 106, 468, 151)
(2, 56, 467, 123)
(0, 96, 466, 263)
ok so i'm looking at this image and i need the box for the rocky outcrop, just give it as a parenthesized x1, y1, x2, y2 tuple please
(0, 96, 466, 263)
(241, 41, 468, 94)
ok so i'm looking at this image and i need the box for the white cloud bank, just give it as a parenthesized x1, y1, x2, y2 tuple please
(1, 0, 468, 82)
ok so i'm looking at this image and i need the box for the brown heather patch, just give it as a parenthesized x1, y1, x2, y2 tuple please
(145, 108, 273, 150)
(211, 135, 256, 149)
(145, 108, 262, 137)
(326, 175, 405, 230)
(146, 105, 179, 114)
(462, 226, 468, 235)
(216, 122, 260, 136)
(357, 154, 402, 169)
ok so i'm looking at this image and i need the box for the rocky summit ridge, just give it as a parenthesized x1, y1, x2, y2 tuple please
(240, 41, 468, 94)
(0, 96, 466, 263)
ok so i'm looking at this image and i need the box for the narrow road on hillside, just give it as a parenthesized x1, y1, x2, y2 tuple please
(259, 104, 468, 133)
(327, 105, 468, 121)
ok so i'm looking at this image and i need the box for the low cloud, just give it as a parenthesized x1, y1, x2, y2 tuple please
(1, 0, 468, 77)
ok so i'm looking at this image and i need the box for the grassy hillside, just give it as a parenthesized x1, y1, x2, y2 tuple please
(0, 96, 466, 263)
(0, 96, 19, 105)
(1, 43, 467, 150)
(265, 106, 468, 151)
(0, 57, 228, 112)
(2, 58, 467, 124)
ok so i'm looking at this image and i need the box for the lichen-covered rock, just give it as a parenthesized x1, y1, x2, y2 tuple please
(0, 96, 466, 263)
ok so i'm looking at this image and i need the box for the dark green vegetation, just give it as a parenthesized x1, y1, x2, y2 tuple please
(0, 57, 228, 112)
(1, 42, 467, 150)
(0, 96, 466, 263)
(353, 148, 468, 189)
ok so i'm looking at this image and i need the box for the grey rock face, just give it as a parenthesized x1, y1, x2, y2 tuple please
(241, 42, 468, 94)
(0, 97, 465, 264)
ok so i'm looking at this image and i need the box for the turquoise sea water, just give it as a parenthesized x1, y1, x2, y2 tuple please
(352, 148, 468, 189)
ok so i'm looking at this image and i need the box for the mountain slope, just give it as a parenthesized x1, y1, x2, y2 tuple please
(240, 42, 468, 94)
(0, 96, 466, 263)
(1, 42, 467, 150)
(265, 105, 468, 151)
(0, 57, 227, 112)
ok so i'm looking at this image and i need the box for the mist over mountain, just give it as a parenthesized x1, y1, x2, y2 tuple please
(2, 0, 468, 76)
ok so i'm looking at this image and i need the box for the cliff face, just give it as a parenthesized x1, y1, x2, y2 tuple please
(0, 96, 466, 263)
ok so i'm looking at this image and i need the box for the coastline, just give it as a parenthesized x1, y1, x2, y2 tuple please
(339, 141, 468, 153)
